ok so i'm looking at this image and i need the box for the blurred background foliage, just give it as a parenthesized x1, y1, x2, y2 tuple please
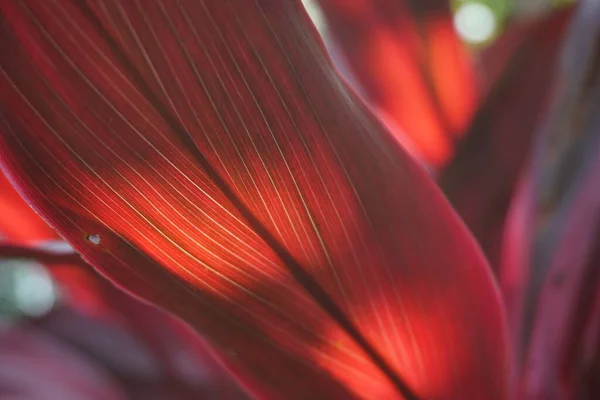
(305, 0, 576, 46)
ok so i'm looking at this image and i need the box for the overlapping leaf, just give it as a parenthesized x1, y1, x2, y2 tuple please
(315, 0, 477, 168)
(0, 174, 249, 400)
(0, 1, 507, 398)
(0, 324, 129, 400)
(500, 1, 600, 397)
(439, 8, 574, 271)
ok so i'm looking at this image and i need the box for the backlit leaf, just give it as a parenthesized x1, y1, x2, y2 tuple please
(0, 1, 507, 398)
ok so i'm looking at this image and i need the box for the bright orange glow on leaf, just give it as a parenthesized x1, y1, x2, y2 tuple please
(0, 174, 249, 400)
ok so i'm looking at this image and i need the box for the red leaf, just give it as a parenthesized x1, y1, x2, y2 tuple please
(0, 1, 507, 399)
(439, 8, 574, 271)
(315, 0, 477, 168)
(1, 167, 247, 399)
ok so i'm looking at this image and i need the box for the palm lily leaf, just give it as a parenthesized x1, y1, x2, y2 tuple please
(0, 0, 507, 398)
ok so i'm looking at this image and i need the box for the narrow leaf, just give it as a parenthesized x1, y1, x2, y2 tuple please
(500, 1, 600, 397)
(439, 8, 574, 271)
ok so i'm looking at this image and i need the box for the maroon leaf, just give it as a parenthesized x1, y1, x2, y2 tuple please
(1, 170, 248, 400)
(500, 1, 600, 397)
(1, 305, 249, 400)
(0, 325, 129, 400)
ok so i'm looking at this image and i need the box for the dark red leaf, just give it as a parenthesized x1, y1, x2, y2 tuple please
(500, 1, 600, 397)
(0, 1, 508, 398)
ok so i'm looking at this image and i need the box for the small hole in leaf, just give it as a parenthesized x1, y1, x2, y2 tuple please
(86, 233, 101, 245)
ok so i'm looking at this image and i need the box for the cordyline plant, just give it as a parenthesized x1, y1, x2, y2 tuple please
(0, 0, 598, 399)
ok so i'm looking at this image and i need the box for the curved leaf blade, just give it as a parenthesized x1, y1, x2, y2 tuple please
(1, 1, 508, 398)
